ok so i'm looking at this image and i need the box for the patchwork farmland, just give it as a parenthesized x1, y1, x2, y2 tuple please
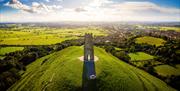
(0, 23, 179, 91)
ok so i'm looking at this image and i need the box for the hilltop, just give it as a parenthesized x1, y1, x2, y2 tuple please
(8, 46, 175, 91)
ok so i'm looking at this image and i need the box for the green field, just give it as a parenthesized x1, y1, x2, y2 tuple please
(0, 27, 107, 45)
(128, 52, 158, 67)
(160, 27, 180, 32)
(128, 52, 154, 61)
(115, 47, 123, 51)
(135, 36, 166, 46)
(8, 46, 175, 91)
(146, 26, 180, 32)
(0, 47, 24, 55)
(137, 25, 180, 32)
(154, 65, 180, 77)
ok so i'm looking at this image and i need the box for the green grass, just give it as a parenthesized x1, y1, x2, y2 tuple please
(159, 27, 180, 32)
(128, 52, 154, 61)
(135, 36, 166, 46)
(8, 46, 175, 91)
(154, 65, 180, 77)
(145, 26, 180, 32)
(0, 27, 107, 45)
(176, 50, 180, 54)
(137, 26, 180, 32)
(128, 52, 157, 67)
(176, 64, 180, 72)
(0, 47, 24, 55)
(130, 61, 163, 68)
(115, 47, 123, 51)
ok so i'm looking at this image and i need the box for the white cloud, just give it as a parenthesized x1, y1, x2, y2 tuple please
(1, 0, 180, 22)
(45, 0, 50, 2)
(88, 0, 114, 8)
(56, 0, 63, 2)
(75, 7, 87, 12)
(45, 0, 63, 2)
(112, 2, 180, 14)
(109, 2, 180, 22)
(31, 2, 50, 13)
(5, 0, 62, 14)
(5, 0, 34, 13)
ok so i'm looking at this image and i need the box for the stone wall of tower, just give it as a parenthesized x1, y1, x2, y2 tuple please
(84, 33, 94, 61)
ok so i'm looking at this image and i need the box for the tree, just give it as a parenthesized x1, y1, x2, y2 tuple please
(114, 51, 130, 62)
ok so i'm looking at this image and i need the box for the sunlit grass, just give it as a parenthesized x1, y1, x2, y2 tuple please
(0, 47, 24, 55)
(154, 65, 180, 77)
(128, 52, 154, 61)
(159, 27, 180, 32)
(0, 27, 107, 45)
(135, 36, 166, 46)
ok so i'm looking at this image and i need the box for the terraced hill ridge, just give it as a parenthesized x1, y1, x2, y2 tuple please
(8, 46, 176, 91)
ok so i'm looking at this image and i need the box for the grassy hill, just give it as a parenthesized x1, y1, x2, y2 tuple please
(8, 46, 175, 91)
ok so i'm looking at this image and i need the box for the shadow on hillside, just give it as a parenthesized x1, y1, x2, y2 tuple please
(82, 60, 97, 91)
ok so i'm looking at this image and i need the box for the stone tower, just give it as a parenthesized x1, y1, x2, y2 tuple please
(83, 33, 97, 91)
(84, 33, 94, 61)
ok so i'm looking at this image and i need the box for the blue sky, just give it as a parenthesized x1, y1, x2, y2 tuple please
(0, 0, 180, 22)
(1, 0, 180, 8)
(148, 0, 180, 8)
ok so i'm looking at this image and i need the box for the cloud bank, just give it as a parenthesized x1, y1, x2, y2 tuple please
(1, 0, 180, 22)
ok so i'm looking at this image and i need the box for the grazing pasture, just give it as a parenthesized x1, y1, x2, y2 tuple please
(114, 47, 123, 51)
(135, 36, 166, 46)
(0, 27, 107, 45)
(138, 26, 180, 32)
(128, 52, 154, 61)
(0, 47, 24, 55)
(159, 27, 180, 32)
(128, 52, 159, 67)
(154, 65, 180, 77)
(147, 26, 180, 32)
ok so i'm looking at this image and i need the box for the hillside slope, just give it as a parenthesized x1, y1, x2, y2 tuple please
(8, 46, 175, 91)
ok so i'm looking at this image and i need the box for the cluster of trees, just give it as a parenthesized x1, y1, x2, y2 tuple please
(98, 45, 130, 63)
(154, 40, 180, 64)
(0, 39, 83, 90)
